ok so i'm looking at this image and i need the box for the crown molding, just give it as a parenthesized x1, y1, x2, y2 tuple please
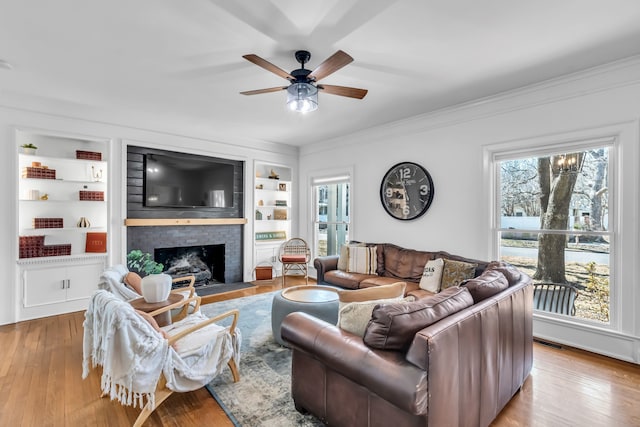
(301, 54, 640, 156)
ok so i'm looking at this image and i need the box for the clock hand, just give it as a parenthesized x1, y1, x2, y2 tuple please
(400, 180, 409, 203)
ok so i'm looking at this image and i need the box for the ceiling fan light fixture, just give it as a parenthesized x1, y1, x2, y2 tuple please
(287, 82, 318, 113)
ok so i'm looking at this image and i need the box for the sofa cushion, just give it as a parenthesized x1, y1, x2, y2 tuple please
(461, 269, 509, 303)
(485, 260, 522, 286)
(347, 245, 378, 275)
(337, 281, 406, 304)
(418, 258, 444, 293)
(406, 288, 437, 301)
(380, 244, 434, 282)
(360, 276, 409, 287)
(281, 254, 307, 263)
(324, 270, 376, 290)
(441, 259, 477, 290)
(337, 282, 407, 337)
(363, 286, 474, 351)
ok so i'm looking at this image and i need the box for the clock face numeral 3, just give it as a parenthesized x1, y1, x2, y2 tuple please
(380, 162, 434, 220)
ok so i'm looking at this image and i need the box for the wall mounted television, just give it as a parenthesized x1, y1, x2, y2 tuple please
(143, 152, 235, 208)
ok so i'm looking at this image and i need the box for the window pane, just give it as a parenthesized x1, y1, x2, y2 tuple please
(501, 232, 610, 324)
(500, 149, 609, 231)
(316, 223, 349, 257)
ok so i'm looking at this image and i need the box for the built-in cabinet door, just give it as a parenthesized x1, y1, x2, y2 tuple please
(23, 266, 68, 307)
(22, 262, 103, 307)
(66, 263, 104, 301)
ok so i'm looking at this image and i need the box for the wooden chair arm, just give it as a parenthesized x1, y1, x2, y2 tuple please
(170, 275, 196, 297)
(167, 309, 240, 345)
(147, 295, 202, 317)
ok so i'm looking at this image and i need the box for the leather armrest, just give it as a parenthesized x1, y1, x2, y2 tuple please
(313, 255, 339, 284)
(281, 312, 428, 415)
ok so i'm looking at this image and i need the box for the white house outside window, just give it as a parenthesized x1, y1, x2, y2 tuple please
(494, 139, 614, 325)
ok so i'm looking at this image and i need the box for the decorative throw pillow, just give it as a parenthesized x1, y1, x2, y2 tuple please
(337, 282, 406, 336)
(440, 259, 477, 290)
(124, 271, 143, 295)
(135, 309, 170, 340)
(338, 295, 405, 337)
(337, 242, 365, 271)
(347, 245, 378, 275)
(461, 269, 509, 303)
(418, 258, 444, 293)
(363, 287, 474, 351)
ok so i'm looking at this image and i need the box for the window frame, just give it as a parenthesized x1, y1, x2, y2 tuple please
(310, 173, 352, 260)
(488, 135, 619, 330)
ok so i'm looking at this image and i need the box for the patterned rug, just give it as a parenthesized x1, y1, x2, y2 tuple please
(202, 291, 325, 427)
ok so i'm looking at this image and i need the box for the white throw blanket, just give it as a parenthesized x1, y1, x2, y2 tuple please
(83, 290, 240, 410)
(98, 264, 140, 301)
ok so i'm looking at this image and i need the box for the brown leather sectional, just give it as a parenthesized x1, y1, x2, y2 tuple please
(282, 244, 533, 427)
(314, 243, 489, 295)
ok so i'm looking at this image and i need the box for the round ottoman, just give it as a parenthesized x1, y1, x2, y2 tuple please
(271, 285, 339, 346)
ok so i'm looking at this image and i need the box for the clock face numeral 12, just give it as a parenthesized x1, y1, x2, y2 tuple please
(379, 161, 434, 220)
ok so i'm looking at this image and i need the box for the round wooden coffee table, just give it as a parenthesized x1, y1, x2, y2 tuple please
(130, 293, 183, 327)
(271, 285, 339, 346)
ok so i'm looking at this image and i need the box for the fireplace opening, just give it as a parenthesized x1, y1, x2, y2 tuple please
(154, 244, 225, 287)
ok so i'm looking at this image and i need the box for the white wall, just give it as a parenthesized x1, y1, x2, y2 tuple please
(299, 57, 640, 363)
(0, 106, 298, 325)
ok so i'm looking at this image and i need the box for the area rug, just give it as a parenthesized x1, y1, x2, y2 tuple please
(202, 291, 325, 427)
(195, 282, 255, 297)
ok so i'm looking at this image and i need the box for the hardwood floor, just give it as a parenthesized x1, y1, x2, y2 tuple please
(1, 276, 639, 426)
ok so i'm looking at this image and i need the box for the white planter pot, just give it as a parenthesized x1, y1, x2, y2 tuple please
(141, 273, 172, 303)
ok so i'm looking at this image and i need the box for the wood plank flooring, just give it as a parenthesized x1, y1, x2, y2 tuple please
(1, 276, 639, 426)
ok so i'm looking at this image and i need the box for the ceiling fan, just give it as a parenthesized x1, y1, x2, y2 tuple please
(240, 50, 368, 113)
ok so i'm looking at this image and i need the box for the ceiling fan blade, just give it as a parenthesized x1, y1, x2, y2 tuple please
(318, 84, 368, 99)
(242, 54, 293, 80)
(240, 86, 288, 96)
(309, 50, 354, 82)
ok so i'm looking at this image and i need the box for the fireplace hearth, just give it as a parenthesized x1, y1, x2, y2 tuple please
(155, 244, 225, 286)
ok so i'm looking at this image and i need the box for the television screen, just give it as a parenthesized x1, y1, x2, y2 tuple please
(143, 153, 235, 208)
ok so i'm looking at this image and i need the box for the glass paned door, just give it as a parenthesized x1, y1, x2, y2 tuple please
(313, 181, 350, 258)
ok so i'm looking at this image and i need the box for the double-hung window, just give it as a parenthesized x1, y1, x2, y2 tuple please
(494, 138, 614, 325)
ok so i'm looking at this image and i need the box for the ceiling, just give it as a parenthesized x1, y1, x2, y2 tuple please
(2, 1, 640, 147)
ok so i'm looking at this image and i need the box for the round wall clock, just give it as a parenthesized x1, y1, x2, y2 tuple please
(380, 161, 434, 220)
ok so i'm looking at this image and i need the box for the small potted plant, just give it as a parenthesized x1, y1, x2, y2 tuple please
(127, 250, 170, 303)
(20, 143, 38, 155)
(127, 249, 164, 275)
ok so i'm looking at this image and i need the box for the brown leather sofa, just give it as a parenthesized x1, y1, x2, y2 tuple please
(281, 257, 533, 427)
(314, 242, 488, 294)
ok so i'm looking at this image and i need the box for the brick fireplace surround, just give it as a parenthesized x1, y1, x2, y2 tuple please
(126, 224, 243, 283)
(125, 146, 245, 284)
